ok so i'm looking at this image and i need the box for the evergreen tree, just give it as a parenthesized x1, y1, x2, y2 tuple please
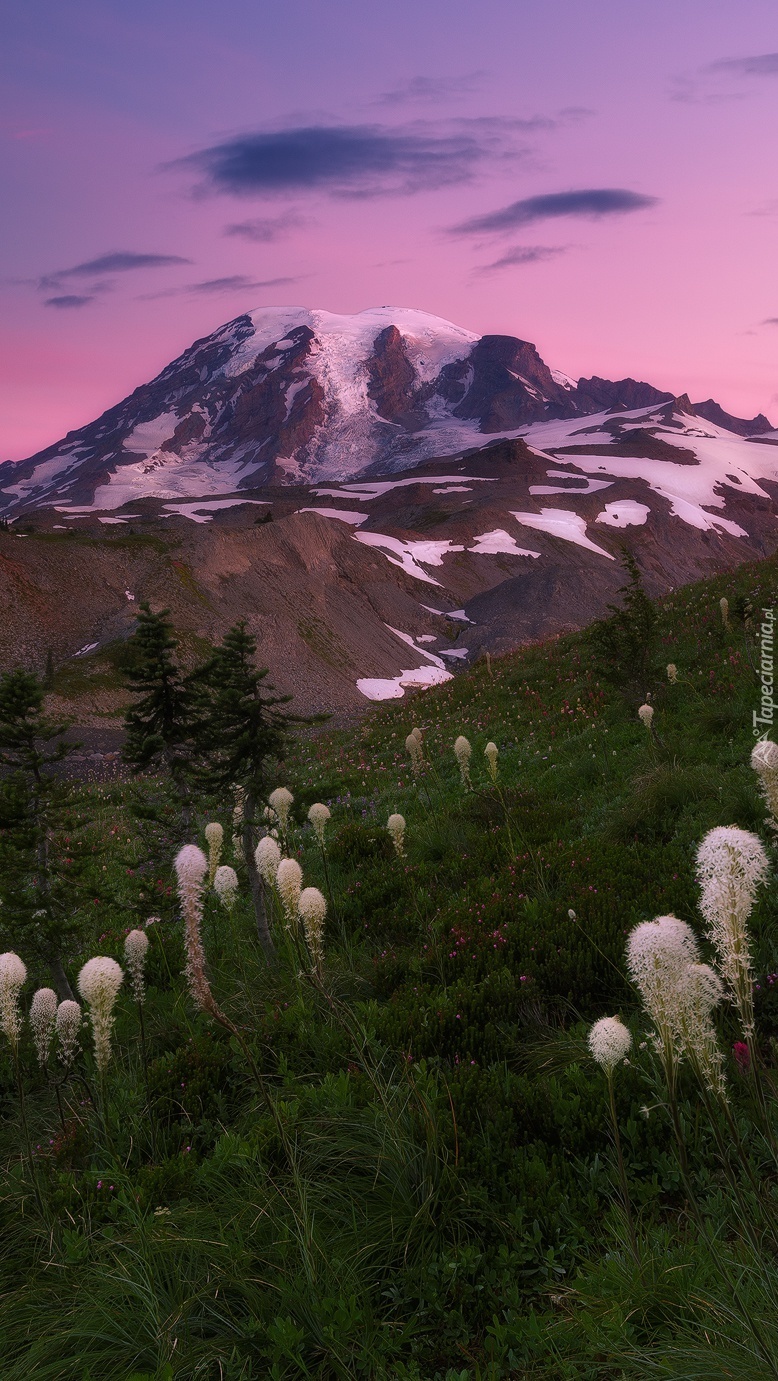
(122, 604, 201, 829)
(0, 670, 82, 998)
(199, 622, 310, 959)
(588, 548, 657, 694)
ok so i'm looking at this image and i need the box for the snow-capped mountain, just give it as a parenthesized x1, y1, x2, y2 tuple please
(2, 305, 771, 515)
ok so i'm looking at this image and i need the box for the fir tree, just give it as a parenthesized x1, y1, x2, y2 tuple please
(588, 547, 657, 694)
(0, 670, 82, 998)
(122, 604, 201, 829)
(198, 622, 311, 959)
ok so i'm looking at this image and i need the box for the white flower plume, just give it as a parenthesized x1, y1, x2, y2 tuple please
(124, 928, 149, 1004)
(387, 813, 406, 857)
(0, 951, 27, 1051)
(30, 987, 58, 1068)
(77, 956, 124, 1074)
(588, 1016, 632, 1074)
(256, 834, 281, 886)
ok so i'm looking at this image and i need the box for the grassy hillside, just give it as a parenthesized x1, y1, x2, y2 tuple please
(1, 552, 777, 1379)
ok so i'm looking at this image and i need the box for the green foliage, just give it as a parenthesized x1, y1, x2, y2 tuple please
(1, 552, 778, 1376)
(587, 547, 657, 693)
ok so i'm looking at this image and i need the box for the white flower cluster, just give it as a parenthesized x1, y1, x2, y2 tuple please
(484, 741, 499, 782)
(256, 834, 281, 886)
(124, 928, 149, 1004)
(454, 735, 472, 788)
(268, 787, 294, 837)
(638, 704, 654, 730)
(308, 802, 331, 846)
(387, 813, 406, 858)
(751, 739, 778, 834)
(405, 729, 424, 776)
(204, 822, 224, 886)
(78, 956, 124, 1074)
(0, 952, 26, 1051)
(696, 825, 769, 1040)
(667, 664, 678, 685)
(30, 987, 58, 1068)
(588, 1016, 632, 1074)
(276, 858, 303, 927)
(626, 915, 725, 1093)
(56, 1000, 82, 1069)
(299, 887, 326, 971)
(214, 864, 239, 911)
(175, 844, 213, 1015)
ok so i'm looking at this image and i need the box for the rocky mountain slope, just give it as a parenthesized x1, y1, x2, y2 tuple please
(1, 306, 771, 514)
(2, 306, 777, 721)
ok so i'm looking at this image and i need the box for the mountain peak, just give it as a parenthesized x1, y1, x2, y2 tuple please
(0, 305, 771, 515)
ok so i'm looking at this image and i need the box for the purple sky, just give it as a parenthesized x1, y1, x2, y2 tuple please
(3, 0, 778, 459)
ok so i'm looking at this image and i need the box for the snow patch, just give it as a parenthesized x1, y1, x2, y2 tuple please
(469, 529, 541, 558)
(122, 412, 179, 457)
(354, 533, 463, 584)
(596, 500, 651, 528)
(510, 508, 615, 559)
(298, 507, 368, 525)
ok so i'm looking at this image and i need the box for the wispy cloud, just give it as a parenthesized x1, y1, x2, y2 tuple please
(762, 317, 778, 327)
(39, 250, 192, 293)
(375, 72, 487, 107)
(139, 274, 303, 301)
(43, 294, 95, 309)
(477, 244, 569, 272)
(705, 53, 778, 79)
(451, 188, 658, 236)
(185, 274, 298, 294)
(170, 120, 525, 199)
(223, 211, 308, 242)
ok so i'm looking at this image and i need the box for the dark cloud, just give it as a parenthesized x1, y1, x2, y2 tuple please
(451, 188, 658, 236)
(477, 245, 568, 272)
(172, 123, 503, 198)
(185, 275, 298, 294)
(375, 72, 487, 106)
(705, 53, 778, 78)
(44, 294, 95, 309)
(139, 274, 302, 301)
(223, 212, 308, 242)
(762, 318, 778, 326)
(39, 250, 192, 293)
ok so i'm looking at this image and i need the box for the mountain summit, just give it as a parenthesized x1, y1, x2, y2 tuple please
(2, 305, 771, 515)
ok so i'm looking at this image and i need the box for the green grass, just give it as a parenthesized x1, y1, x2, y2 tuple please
(1, 552, 778, 1377)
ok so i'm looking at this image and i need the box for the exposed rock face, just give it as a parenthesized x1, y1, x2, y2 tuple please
(2, 305, 771, 516)
(692, 399, 773, 437)
(574, 376, 673, 412)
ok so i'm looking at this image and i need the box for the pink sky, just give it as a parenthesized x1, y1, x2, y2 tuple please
(3, 0, 778, 460)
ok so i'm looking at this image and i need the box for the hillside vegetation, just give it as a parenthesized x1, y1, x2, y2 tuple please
(1, 551, 777, 1379)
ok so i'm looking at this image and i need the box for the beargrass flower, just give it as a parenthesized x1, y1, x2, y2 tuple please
(678, 962, 727, 1096)
(387, 813, 406, 857)
(77, 957, 124, 1074)
(588, 1016, 632, 1073)
(484, 741, 498, 781)
(720, 596, 730, 629)
(751, 739, 778, 833)
(299, 887, 326, 971)
(638, 704, 654, 730)
(268, 787, 294, 835)
(175, 844, 215, 1016)
(696, 825, 769, 1040)
(55, 1000, 82, 1069)
(204, 822, 223, 886)
(454, 735, 472, 787)
(308, 802, 331, 845)
(214, 864, 239, 911)
(0, 952, 27, 1052)
(626, 915, 701, 1065)
(667, 664, 678, 684)
(276, 858, 303, 927)
(30, 987, 57, 1068)
(124, 929, 149, 1004)
(255, 834, 281, 886)
(405, 733, 424, 776)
